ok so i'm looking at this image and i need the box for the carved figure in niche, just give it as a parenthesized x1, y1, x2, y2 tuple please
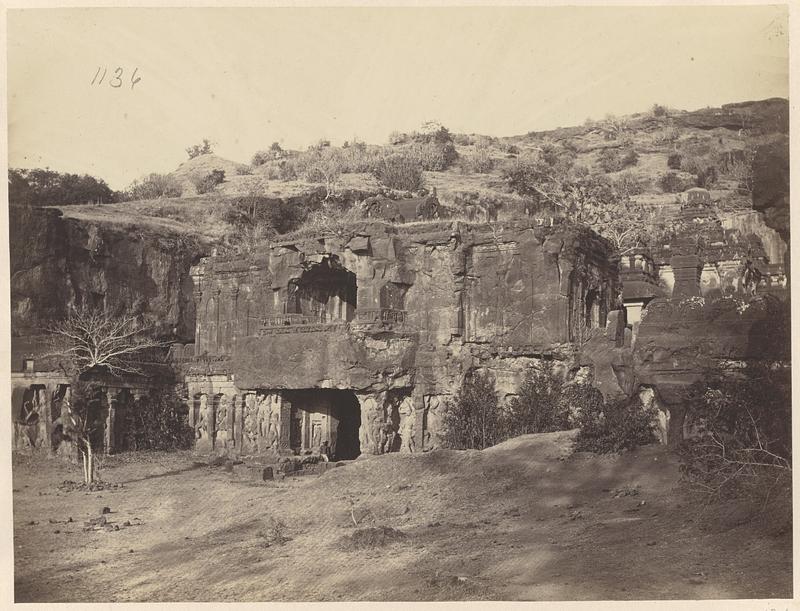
(398, 397, 416, 453)
(216, 396, 228, 443)
(311, 422, 322, 452)
(267, 413, 279, 451)
(197, 395, 208, 440)
(256, 395, 273, 439)
(359, 397, 376, 454)
(639, 387, 668, 445)
(377, 418, 387, 454)
(425, 395, 443, 451)
(243, 395, 258, 450)
(370, 404, 384, 455)
(381, 418, 396, 454)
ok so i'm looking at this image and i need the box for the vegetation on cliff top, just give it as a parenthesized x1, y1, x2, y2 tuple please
(10, 98, 788, 258)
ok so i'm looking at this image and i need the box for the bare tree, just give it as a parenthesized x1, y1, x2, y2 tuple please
(45, 305, 168, 484)
(303, 147, 343, 199)
(58, 381, 103, 485)
(46, 305, 167, 377)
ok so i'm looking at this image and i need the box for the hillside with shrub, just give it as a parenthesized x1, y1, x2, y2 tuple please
(13, 98, 788, 260)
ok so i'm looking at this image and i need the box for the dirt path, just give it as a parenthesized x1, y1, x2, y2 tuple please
(12, 432, 792, 602)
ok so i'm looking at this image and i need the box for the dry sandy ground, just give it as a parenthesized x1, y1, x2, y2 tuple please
(12, 431, 792, 602)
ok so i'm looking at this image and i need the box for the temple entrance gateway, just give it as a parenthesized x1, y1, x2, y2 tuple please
(282, 389, 361, 460)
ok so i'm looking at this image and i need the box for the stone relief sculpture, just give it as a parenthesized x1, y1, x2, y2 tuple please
(267, 412, 279, 451)
(398, 396, 416, 453)
(197, 394, 208, 442)
(216, 395, 228, 445)
(424, 395, 444, 451)
(243, 394, 258, 452)
(359, 395, 386, 455)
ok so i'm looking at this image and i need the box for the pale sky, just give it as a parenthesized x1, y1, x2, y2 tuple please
(7, 6, 789, 190)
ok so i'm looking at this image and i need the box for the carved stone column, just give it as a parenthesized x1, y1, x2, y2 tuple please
(43, 383, 58, 449)
(104, 388, 118, 455)
(233, 394, 244, 451)
(190, 265, 205, 353)
(278, 394, 292, 453)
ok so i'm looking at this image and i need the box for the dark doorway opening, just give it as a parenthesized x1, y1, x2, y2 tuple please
(283, 389, 361, 460)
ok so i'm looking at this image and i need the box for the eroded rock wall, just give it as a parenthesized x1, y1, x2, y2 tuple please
(10, 205, 204, 341)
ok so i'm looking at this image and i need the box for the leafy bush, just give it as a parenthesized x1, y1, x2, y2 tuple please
(598, 147, 639, 173)
(120, 386, 194, 451)
(193, 169, 226, 194)
(186, 139, 214, 159)
(278, 159, 299, 181)
(659, 171, 689, 193)
(453, 133, 474, 146)
(388, 131, 408, 145)
(301, 199, 367, 236)
(302, 148, 343, 197)
(372, 154, 425, 192)
(574, 394, 657, 453)
(679, 363, 791, 502)
(652, 103, 668, 117)
(257, 516, 290, 547)
(612, 171, 648, 197)
(339, 141, 379, 173)
(441, 371, 502, 450)
(651, 127, 678, 146)
(503, 364, 571, 436)
(127, 173, 183, 200)
(457, 145, 495, 174)
(222, 194, 311, 235)
(678, 154, 719, 189)
(667, 153, 682, 170)
(251, 150, 271, 167)
(252, 142, 286, 166)
(410, 141, 458, 171)
(695, 165, 718, 189)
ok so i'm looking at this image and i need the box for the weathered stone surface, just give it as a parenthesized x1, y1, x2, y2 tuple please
(631, 295, 789, 444)
(10, 206, 203, 340)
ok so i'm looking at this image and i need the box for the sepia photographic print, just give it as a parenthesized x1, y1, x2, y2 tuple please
(4, 3, 794, 605)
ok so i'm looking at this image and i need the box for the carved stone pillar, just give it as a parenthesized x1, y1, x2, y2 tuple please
(105, 389, 117, 455)
(356, 392, 387, 455)
(278, 395, 292, 453)
(190, 265, 205, 353)
(398, 394, 421, 454)
(43, 384, 58, 449)
(196, 393, 212, 453)
(243, 393, 256, 454)
(233, 394, 244, 450)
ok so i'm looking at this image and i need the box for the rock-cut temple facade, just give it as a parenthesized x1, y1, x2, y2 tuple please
(178, 218, 620, 460)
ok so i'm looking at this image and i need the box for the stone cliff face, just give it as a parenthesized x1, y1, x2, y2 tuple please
(10, 205, 206, 342)
(751, 135, 790, 252)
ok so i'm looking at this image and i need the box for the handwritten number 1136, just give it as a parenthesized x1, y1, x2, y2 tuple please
(91, 67, 141, 90)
